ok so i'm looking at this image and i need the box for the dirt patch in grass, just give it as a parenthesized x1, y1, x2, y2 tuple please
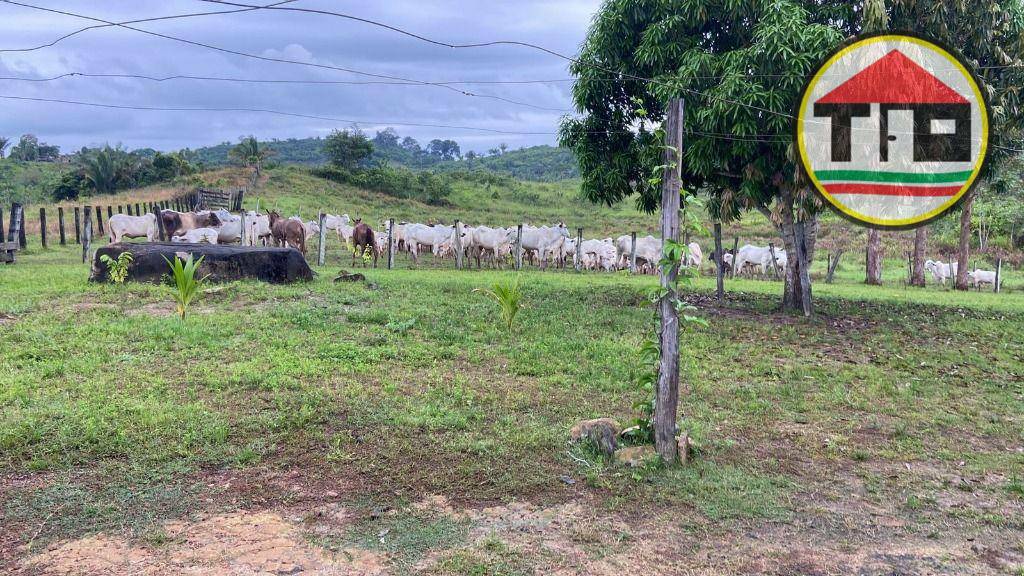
(20, 510, 388, 576)
(0, 312, 16, 325)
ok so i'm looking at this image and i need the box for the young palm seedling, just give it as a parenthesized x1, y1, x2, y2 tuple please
(163, 254, 207, 320)
(473, 275, 524, 338)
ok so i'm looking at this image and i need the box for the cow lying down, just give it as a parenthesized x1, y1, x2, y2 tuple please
(172, 227, 219, 244)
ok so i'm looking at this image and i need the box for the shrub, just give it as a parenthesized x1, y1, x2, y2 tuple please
(163, 254, 206, 320)
(311, 164, 452, 205)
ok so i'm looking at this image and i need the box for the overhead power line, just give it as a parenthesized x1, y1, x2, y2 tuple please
(0, 0, 569, 113)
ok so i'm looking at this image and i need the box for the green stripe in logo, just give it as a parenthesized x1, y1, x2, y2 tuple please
(814, 170, 973, 184)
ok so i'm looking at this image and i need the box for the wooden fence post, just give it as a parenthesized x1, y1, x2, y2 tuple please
(135, 203, 141, 217)
(8, 203, 22, 243)
(317, 211, 327, 267)
(82, 206, 93, 263)
(387, 218, 395, 270)
(96, 205, 104, 236)
(454, 220, 464, 270)
(515, 224, 523, 270)
(575, 228, 583, 272)
(995, 258, 1002, 294)
(18, 209, 26, 249)
(239, 210, 247, 246)
(730, 236, 739, 279)
(58, 207, 66, 245)
(768, 243, 780, 280)
(107, 205, 113, 222)
(0, 205, 4, 240)
(155, 206, 166, 241)
(39, 208, 48, 248)
(626, 229, 634, 272)
(73, 207, 81, 244)
(713, 222, 724, 302)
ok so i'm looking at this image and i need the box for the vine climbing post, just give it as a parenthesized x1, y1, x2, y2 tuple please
(655, 98, 683, 464)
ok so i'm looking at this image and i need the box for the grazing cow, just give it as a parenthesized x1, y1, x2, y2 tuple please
(172, 227, 219, 244)
(924, 259, 958, 284)
(579, 238, 618, 271)
(401, 223, 457, 264)
(470, 226, 511, 268)
(268, 211, 307, 255)
(351, 219, 377, 268)
(967, 269, 998, 289)
(733, 244, 785, 277)
(108, 213, 158, 243)
(160, 209, 221, 238)
(288, 216, 321, 241)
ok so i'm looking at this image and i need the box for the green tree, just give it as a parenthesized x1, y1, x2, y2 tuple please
(229, 135, 274, 176)
(881, 0, 1024, 290)
(324, 129, 374, 170)
(0, 136, 10, 159)
(80, 145, 131, 194)
(560, 0, 855, 313)
(374, 127, 400, 149)
(9, 134, 40, 161)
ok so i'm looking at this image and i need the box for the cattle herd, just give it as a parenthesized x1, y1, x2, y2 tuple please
(103, 207, 1003, 287)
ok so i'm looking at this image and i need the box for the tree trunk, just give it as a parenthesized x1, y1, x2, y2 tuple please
(911, 226, 928, 287)
(955, 190, 974, 290)
(655, 98, 683, 465)
(865, 229, 883, 285)
(776, 189, 815, 314)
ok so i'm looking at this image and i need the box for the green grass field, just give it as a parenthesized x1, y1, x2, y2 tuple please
(1, 169, 1022, 574)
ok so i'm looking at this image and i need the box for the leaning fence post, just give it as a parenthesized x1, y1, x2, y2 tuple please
(39, 208, 48, 248)
(630, 231, 638, 274)
(454, 219, 464, 270)
(73, 206, 81, 244)
(995, 258, 1002, 293)
(317, 211, 327, 267)
(387, 218, 395, 270)
(82, 206, 93, 263)
(577, 224, 585, 270)
(514, 224, 523, 271)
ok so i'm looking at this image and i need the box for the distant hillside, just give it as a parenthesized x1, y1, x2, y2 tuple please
(188, 135, 579, 181)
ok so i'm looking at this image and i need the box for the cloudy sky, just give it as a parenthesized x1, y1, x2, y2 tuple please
(0, 0, 600, 153)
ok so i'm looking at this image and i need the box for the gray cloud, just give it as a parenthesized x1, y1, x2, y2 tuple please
(0, 0, 599, 153)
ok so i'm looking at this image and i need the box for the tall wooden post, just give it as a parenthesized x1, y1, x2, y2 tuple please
(995, 258, 1002, 293)
(107, 205, 113, 222)
(317, 212, 327, 267)
(82, 206, 93, 263)
(714, 222, 724, 302)
(18, 209, 26, 249)
(58, 207, 66, 245)
(454, 220, 464, 270)
(387, 218, 395, 270)
(155, 207, 166, 241)
(73, 207, 81, 244)
(39, 208, 48, 248)
(7, 203, 22, 243)
(630, 231, 637, 274)
(515, 224, 523, 270)
(768, 243, 780, 280)
(730, 237, 739, 279)
(655, 97, 683, 464)
(95, 205, 104, 235)
(239, 210, 247, 246)
(0, 206, 4, 240)
(574, 228, 583, 272)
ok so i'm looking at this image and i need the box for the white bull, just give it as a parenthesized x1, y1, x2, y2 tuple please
(107, 213, 158, 243)
(470, 226, 511, 268)
(924, 260, 958, 284)
(244, 211, 271, 246)
(507, 223, 570, 269)
(211, 209, 241, 243)
(967, 269, 998, 289)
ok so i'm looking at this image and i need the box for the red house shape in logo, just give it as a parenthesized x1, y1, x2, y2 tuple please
(813, 50, 971, 165)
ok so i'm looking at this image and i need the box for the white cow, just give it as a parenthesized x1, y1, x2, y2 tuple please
(289, 216, 321, 241)
(172, 227, 219, 244)
(579, 238, 618, 271)
(211, 209, 241, 243)
(324, 213, 351, 241)
(107, 213, 158, 243)
(401, 223, 459, 264)
(686, 242, 703, 270)
(967, 269, 998, 289)
(924, 260, 958, 284)
(244, 211, 272, 246)
(734, 244, 786, 277)
(470, 226, 511, 268)
(507, 223, 570, 269)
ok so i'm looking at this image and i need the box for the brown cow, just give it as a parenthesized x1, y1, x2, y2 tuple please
(268, 211, 306, 255)
(160, 210, 221, 238)
(351, 219, 377, 268)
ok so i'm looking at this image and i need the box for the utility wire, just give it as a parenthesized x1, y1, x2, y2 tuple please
(0, 0, 568, 113)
